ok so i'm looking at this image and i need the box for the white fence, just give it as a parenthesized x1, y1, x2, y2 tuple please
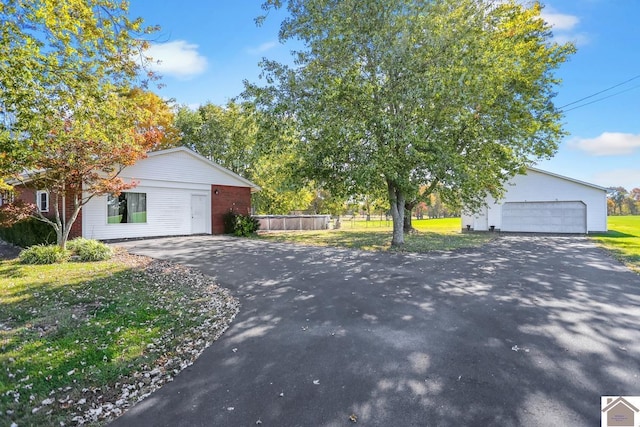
(254, 215, 331, 231)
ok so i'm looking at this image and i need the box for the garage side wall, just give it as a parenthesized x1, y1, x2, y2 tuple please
(501, 171, 607, 232)
(211, 185, 252, 234)
(82, 180, 211, 240)
(462, 169, 607, 233)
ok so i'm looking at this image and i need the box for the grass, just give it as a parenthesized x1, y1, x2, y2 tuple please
(0, 250, 237, 426)
(591, 215, 640, 272)
(258, 217, 494, 252)
(259, 215, 640, 270)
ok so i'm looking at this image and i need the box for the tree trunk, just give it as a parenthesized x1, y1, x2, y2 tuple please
(51, 188, 82, 250)
(388, 181, 405, 247)
(403, 200, 416, 233)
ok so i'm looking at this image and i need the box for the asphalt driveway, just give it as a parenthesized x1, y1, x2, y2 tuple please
(110, 235, 640, 426)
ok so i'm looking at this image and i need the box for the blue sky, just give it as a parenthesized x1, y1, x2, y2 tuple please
(129, 1, 640, 191)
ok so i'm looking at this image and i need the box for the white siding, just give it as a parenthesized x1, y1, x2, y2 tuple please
(80, 147, 259, 240)
(83, 179, 211, 240)
(462, 168, 608, 233)
(121, 149, 251, 188)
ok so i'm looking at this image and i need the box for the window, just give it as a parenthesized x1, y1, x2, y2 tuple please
(107, 192, 147, 224)
(36, 191, 49, 212)
(0, 191, 14, 207)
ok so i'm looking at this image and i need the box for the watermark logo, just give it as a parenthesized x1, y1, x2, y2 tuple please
(602, 396, 640, 427)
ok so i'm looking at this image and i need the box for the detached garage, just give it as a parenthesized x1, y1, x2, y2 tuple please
(462, 167, 607, 234)
(80, 147, 260, 240)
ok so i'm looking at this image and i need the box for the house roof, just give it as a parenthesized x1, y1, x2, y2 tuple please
(140, 146, 261, 193)
(526, 166, 608, 192)
(602, 396, 640, 413)
(7, 147, 262, 193)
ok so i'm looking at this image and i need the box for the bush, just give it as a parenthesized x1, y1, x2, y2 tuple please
(19, 245, 70, 264)
(0, 217, 56, 247)
(223, 212, 260, 237)
(67, 238, 113, 261)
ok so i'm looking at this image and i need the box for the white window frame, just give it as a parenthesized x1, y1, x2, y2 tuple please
(36, 190, 49, 213)
(0, 191, 14, 207)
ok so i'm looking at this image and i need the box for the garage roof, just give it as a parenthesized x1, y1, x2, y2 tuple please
(527, 167, 607, 192)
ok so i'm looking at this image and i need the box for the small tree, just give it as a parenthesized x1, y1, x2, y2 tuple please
(0, 1, 169, 248)
(608, 187, 628, 216)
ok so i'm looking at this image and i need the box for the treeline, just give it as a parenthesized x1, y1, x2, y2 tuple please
(608, 187, 640, 216)
(174, 102, 640, 220)
(173, 101, 459, 219)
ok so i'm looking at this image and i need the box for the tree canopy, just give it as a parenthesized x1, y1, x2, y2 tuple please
(0, 0, 166, 247)
(174, 101, 317, 214)
(247, 0, 575, 246)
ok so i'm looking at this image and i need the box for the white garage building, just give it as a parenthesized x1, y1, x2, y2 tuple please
(461, 167, 608, 234)
(80, 147, 260, 240)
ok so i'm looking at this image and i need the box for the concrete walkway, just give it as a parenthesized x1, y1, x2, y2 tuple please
(110, 235, 640, 426)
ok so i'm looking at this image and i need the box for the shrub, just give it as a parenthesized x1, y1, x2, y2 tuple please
(19, 245, 70, 264)
(223, 212, 260, 237)
(67, 238, 113, 261)
(0, 217, 56, 247)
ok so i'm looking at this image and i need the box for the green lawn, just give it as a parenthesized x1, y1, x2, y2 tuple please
(592, 216, 640, 272)
(107, 211, 147, 224)
(258, 217, 493, 252)
(0, 251, 237, 426)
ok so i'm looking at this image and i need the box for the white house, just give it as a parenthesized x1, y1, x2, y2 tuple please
(461, 167, 607, 234)
(78, 147, 260, 240)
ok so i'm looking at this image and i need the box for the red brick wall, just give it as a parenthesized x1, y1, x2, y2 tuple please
(65, 193, 83, 239)
(14, 186, 83, 238)
(211, 185, 252, 234)
(15, 187, 36, 204)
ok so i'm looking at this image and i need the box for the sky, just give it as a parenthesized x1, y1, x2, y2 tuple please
(128, 1, 640, 191)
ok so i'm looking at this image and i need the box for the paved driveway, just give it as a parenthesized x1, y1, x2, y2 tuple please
(111, 235, 640, 426)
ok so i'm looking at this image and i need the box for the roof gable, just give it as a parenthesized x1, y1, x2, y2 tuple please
(602, 396, 640, 413)
(130, 147, 260, 192)
(526, 167, 607, 192)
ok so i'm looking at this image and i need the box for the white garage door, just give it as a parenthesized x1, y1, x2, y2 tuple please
(501, 201, 586, 233)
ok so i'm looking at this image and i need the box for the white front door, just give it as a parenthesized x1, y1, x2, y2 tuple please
(190, 195, 207, 234)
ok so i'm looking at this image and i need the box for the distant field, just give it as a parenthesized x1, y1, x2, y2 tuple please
(342, 217, 460, 232)
(592, 216, 640, 272)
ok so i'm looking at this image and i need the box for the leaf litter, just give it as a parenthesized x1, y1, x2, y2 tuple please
(2, 249, 239, 426)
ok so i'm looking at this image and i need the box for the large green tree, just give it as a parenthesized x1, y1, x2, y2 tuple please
(0, 0, 161, 247)
(175, 101, 317, 214)
(175, 102, 258, 176)
(247, 0, 574, 246)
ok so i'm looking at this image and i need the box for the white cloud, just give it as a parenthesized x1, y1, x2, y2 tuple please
(246, 41, 277, 55)
(541, 11, 579, 31)
(570, 132, 640, 156)
(541, 8, 588, 46)
(552, 32, 590, 46)
(146, 40, 208, 79)
(592, 169, 640, 190)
